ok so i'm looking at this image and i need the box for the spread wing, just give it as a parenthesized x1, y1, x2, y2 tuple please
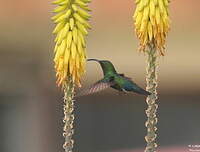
(76, 79, 114, 97)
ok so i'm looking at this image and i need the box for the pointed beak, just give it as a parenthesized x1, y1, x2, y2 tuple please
(87, 59, 100, 62)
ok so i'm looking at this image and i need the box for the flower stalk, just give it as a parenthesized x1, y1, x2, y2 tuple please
(52, 0, 91, 151)
(133, 0, 170, 151)
(145, 44, 158, 152)
(63, 80, 75, 152)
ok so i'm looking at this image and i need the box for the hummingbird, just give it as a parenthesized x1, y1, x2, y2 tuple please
(77, 59, 151, 96)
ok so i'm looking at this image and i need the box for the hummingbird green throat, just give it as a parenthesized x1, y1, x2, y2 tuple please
(78, 59, 151, 96)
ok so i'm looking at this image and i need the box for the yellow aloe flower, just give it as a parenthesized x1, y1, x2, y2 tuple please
(52, 0, 91, 87)
(133, 0, 170, 55)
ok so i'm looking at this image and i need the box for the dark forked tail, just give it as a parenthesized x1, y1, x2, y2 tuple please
(135, 88, 151, 96)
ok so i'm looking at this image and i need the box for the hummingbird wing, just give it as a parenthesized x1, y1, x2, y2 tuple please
(76, 79, 114, 97)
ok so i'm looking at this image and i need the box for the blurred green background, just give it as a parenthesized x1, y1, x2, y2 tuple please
(0, 0, 200, 152)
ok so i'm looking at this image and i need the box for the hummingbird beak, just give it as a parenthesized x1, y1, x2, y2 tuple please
(87, 59, 100, 62)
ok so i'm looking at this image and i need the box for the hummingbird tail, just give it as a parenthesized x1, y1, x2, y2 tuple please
(134, 88, 151, 96)
(142, 90, 151, 96)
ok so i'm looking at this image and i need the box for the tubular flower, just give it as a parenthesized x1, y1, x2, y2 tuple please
(133, 0, 170, 55)
(52, 0, 91, 87)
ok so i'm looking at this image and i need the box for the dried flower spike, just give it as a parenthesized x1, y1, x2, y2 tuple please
(133, 0, 170, 55)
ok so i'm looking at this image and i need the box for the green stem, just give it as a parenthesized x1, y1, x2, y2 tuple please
(63, 80, 75, 152)
(144, 44, 158, 152)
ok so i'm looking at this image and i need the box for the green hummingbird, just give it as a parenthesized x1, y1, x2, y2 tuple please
(78, 59, 151, 96)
